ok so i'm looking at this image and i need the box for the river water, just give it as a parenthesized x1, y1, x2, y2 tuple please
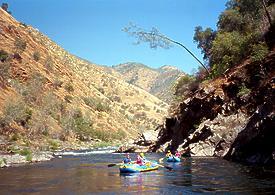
(0, 150, 275, 194)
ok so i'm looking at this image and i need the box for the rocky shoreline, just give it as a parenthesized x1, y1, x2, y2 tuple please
(0, 151, 55, 168)
(0, 139, 118, 168)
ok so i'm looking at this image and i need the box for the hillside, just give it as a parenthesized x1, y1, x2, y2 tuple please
(0, 8, 168, 152)
(112, 62, 185, 102)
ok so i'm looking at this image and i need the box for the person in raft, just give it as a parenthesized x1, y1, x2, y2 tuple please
(175, 150, 181, 157)
(122, 153, 131, 164)
(136, 154, 144, 165)
(140, 153, 147, 161)
(166, 150, 172, 157)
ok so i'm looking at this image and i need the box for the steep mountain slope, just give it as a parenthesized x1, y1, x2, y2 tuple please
(0, 8, 168, 151)
(112, 62, 185, 102)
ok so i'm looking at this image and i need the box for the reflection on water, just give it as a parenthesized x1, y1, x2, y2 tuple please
(0, 152, 275, 194)
(169, 158, 192, 187)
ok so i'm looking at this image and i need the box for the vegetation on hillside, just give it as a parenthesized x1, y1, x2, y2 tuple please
(172, 0, 274, 105)
(193, 0, 274, 78)
(1, 2, 11, 14)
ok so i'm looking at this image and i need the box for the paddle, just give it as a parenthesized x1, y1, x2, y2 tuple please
(158, 164, 173, 171)
(108, 161, 135, 167)
(107, 163, 122, 167)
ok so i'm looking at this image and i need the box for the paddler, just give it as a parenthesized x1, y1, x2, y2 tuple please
(166, 150, 172, 157)
(136, 154, 144, 165)
(175, 150, 181, 157)
(122, 153, 131, 164)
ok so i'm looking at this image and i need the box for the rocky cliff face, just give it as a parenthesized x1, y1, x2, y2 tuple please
(149, 47, 275, 165)
(112, 62, 185, 102)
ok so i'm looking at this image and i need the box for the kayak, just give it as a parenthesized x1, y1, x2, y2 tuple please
(119, 162, 159, 173)
(165, 156, 181, 162)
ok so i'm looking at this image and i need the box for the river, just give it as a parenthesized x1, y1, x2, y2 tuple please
(0, 150, 275, 194)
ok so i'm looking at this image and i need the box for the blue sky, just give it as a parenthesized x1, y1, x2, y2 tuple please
(4, 0, 227, 74)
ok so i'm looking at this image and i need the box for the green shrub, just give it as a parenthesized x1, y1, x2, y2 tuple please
(19, 148, 33, 162)
(48, 139, 60, 150)
(9, 133, 21, 141)
(64, 83, 74, 93)
(53, 79, 63, 89)
(28, 110, 51, 136)
(237, 84, 251, 97)
(174, 75, 196, 96)
(26, 153, 33, 162)
(0, 49, 9, 62)
(82, 97, 95, 108)
(61, 108, 123, 141)
(114, 130, 126, 140)
(251, 42, 269, 63)
(44, 56, 54, 71)
(1, 98, 32, 127)
(0, 158, 7, 166)
(82, 97, 110, 112)
(98, 87, 105, 94)
(217, 9, 245, 33)
(64, 95, 73, 103)
(0, 62, 11, 82)
(14, 38, 27, 53)
(19, 148, 32, 156)
(210, 31, 259, 77)
(211, 31, 246, 68)
(95, 102, 110, 112)
(33, 51, 40, 62)
(19, 22, 28, 28)
(61, 108, 93, 137)
(41, 92, 63, 117)
(19, 73, 46, 105)
(211, 61, 229, 78)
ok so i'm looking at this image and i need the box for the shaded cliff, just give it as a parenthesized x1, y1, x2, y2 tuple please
(149, 47, 274, 165)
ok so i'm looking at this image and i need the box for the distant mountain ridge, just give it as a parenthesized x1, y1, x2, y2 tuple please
(112, 62, 186, 102)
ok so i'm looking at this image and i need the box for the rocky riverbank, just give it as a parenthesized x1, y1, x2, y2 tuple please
(115, 130, 158, 153)
(0, 151, 54, 168)
(0, 136, 117, 168)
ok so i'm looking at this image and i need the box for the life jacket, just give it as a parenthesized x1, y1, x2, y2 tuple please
(166, 152, 172, 157)
(123, 158, 131, 163)
(136, 156, 143, 165)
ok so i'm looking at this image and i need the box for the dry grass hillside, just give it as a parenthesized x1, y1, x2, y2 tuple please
(112, 62, 185, 102)
(0, 8, 168, 151)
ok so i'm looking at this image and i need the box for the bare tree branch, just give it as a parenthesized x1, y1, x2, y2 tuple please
(123, 23, 210, 75)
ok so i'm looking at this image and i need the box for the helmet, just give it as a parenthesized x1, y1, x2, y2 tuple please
(167, 150, 171, 153)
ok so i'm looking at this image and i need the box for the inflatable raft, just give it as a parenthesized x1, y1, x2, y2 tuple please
(119, 162, 159, 173)
(165, 156, 181, 162)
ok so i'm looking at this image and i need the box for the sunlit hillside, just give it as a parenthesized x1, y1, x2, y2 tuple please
(0, 8, 168, 151)
(112, 62, 185, 102)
